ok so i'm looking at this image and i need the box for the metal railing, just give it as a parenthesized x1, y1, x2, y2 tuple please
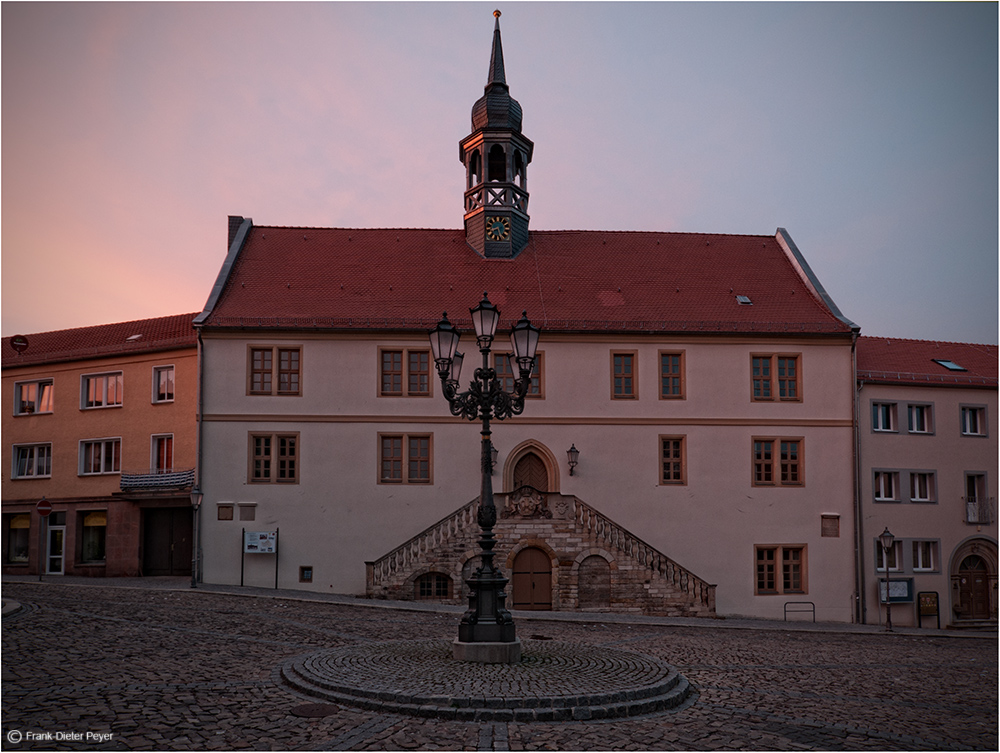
(964, 497, 996, 525)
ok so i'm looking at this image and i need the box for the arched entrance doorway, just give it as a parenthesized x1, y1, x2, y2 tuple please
(956, 555, 991, 620)
(512, 547, 552, 610)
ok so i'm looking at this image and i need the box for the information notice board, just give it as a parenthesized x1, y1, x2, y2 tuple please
(240, 528, 279, 588)
(244, 530, 277, 554)
(878, 577, 913, 603)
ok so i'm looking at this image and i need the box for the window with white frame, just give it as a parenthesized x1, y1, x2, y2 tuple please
(876, 539, 903, 572)
(152, 435, 174, 473)
(12, 443, 52, 479)
(80, 438, 121, 475)
(912, 540, 938, 572)
(909, 472, 936, 502)
(152, 366, 175, 403)
(81, 372, 123, 409)
(871, 402, 896, 432)
(14, 379, 54, 415)
(960, 406, 986, 437)
(873, 471, 899, 501)
(907, 403, 932, 434)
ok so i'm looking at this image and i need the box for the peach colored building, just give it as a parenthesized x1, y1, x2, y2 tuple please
(193, 16, 861, 621)
(856, 337, 998, 628)
(2, 315, 198, 577)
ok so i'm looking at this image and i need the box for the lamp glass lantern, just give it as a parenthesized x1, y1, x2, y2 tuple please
(567, 444, 580, 475)
(470, 293, 501, 347)
(878, 527, 895, 561)
(510, 311, 541, 371)
(429, 313, 461, 374)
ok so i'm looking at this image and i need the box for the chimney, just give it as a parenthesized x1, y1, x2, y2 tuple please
(228, 216, 244, 250)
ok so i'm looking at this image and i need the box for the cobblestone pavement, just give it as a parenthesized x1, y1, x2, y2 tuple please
(2, 580, 996, 751)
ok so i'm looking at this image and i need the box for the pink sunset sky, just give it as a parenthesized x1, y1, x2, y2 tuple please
(2, 2, 997, 343)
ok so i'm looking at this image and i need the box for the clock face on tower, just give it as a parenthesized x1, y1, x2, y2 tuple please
(486, 216, 511, 241)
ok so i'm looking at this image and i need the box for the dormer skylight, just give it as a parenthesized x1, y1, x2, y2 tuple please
(126, 334, 143, 342)
(932, 359, 966, 372)
(736, 295, 752, 305)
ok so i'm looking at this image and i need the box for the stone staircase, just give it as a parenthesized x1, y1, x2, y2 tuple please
(366, 491, 715, 617)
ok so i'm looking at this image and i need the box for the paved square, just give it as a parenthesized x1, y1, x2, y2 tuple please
(2, 581, 996, 750)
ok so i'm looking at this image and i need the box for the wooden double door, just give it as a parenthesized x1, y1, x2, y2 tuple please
(512, 547, 551, 610)
(142, 507, 192, 576)
(956, 555, 992, 620)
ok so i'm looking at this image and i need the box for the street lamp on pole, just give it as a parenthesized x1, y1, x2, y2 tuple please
(878, 526, 895, 632)
(190, 487, 203, 589)
(430, 293, 540, 664)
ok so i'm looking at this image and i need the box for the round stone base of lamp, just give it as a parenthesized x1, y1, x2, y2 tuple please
(452, 638, 522, 664)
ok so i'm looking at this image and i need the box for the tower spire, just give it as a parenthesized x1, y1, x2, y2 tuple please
(487, 10, 507, 89)
(460, 10, 534, 259)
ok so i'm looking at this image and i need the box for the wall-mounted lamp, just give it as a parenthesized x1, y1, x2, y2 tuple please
(567, 444, 579, 476)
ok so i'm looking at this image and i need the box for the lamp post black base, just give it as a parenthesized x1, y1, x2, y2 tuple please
(453, 638, 522, 664)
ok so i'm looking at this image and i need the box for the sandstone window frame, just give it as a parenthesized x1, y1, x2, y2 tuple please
(658, 350, 685, 400)
(378, 347, 433, 397)
(247, 345, 302, 396)
(751, 353, 802, 402)
(611, 351, 638, 400)
(378, 433, 433, 485)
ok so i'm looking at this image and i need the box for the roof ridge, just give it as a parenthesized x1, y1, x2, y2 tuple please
(860, 335, 998, 350)
(249, 225, 777, 239)
(2, 312, 200, 341)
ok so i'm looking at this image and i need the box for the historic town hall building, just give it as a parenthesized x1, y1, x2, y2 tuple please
(191, 13, 862, 621)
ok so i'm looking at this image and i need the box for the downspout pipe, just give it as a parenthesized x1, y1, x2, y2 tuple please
(853, 337, 866, 624)
(194, 328, 205, 586)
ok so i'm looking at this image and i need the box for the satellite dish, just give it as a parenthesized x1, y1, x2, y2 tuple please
(10, 335, 29, 354)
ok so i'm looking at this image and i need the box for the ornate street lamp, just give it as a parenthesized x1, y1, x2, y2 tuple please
(430, 292, 540, 663)
(878, 526, 895, 631)
(190, 487, 204, 589)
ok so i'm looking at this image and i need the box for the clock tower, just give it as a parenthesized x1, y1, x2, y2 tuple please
(461, 11, 534, 258)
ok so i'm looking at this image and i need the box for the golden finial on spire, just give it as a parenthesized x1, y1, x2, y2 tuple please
(494, 9, 501, 19)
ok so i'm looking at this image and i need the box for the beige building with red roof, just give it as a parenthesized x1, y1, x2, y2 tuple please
(856, 337, 998, 628)
(2, 314, 198, 577)
(192, 15, 863, 621)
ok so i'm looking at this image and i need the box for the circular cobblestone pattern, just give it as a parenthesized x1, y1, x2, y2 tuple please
(281, 638, 690, 721)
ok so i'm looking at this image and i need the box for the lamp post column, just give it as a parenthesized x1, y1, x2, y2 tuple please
(430, 294, 539, 663)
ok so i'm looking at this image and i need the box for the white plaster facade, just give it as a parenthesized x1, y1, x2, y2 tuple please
(198, 329, 857, 620)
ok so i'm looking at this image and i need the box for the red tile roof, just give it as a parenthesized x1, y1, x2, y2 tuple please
(197, 226, 854, 336)
(2, 313, 198, 368)
(857, 336, 998, 388)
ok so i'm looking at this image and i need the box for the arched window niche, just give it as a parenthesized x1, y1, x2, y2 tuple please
(487, 144, 507, 182)
(513, 150, 526, 189)
(503, 440, 561, 494)
(468, 150, 482, 189)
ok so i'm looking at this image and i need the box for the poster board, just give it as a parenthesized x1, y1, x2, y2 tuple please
(244, 530, 277, 554)
(878, 577, 913, 603)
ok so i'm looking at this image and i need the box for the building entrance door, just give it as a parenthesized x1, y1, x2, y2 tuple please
(512, 547, 551, 610)
(957, 555, 991, 620)
(46, 514, 65, 575)
(142, 507, 192, 576)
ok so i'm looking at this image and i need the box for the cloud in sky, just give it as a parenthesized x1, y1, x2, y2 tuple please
(2, 2, 997, 344)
